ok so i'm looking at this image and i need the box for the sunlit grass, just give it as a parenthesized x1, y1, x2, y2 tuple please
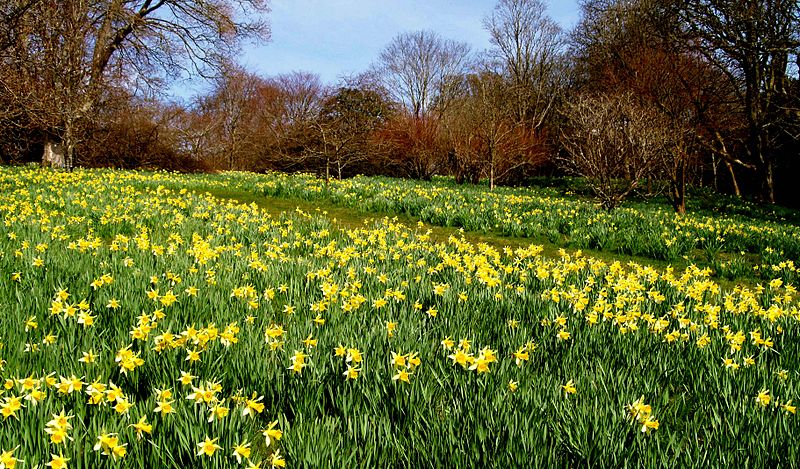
(0, 166, 798, 467)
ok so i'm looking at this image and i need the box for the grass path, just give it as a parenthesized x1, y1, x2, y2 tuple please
(204, 187, 749, 288)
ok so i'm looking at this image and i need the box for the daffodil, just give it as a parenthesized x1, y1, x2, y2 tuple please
(79, 350, 98, 364)
(208, 403, 229, 422)
(0, 446, 21, 469)
(448, 349, 472, 368)
(179, 371, 195, 386)
(440, 336, 454, 350)
(243, 393, 265, 417)
(302, 334, 317, 348)
(344, 365, 361, 380)
(185, 348, 201, 363)
(45, 453, 69, 469)
(130, 416, 152, 439)
(346, 348, 362, 363)
(233, 440, 252, 464)
(154, 399, 175, 415)
(468, 355, 490, 373)
(390, 351, 406, 368)
(392, 369, 411, 383)
(756, 389, 771, 407)
(288, 350, 308, 374)
(197, 436, 222, 457)
(513, 347, 529, 366)
(263, 420, 282, 446)
(269, 449, 286, 468)
(0, 396, 23, 420)
(641, 415, 659, 434)
(782, 400, 796, 415)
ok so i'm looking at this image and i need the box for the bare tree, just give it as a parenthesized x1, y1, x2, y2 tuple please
(273, 71, 325, 126)
(376, 30, 471, 119)
(81, 96, 194, 170)
(568, 0, 743, 211)
(1, 0, 270, 170)
(373, 31, 470, 180)
(0, 1, 39, 53)
(558, 93, 670, 210)
(681, 0, 800, 203)
(173, 105, 219, 165)
(444, 70, 546, 189)
(263, 71, 326, 170)
(483, 0, 564, 127)
(379, 113, 448, 180)
(308, 86, 392, 184)
(197, 62, 264, 170)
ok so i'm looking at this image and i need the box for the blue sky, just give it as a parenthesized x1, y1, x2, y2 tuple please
(172, 1, 580, 97)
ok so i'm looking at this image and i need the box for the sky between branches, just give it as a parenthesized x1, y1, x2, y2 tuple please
(171, 0, 579, 98)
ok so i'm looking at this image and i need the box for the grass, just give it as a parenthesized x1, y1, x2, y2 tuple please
(1, 166, 799, 467)
(205, 188, 751, 290)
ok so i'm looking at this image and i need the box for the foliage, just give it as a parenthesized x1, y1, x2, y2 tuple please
(0, 167, 799, 467)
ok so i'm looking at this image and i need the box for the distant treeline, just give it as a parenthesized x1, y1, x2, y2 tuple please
(1, 0, 799, 210)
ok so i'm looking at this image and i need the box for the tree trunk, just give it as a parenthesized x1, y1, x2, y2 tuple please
(470, 169, 480, 185)
(64, 119, 76, 171)
(724, 160, 741, 197)
(66, 140, 75, 171)
(489, 149, 495, 191)
(42, 116, 77, 171)
(42, 139, 65, 168)
(711, 154, 718, 191)
(325, 158, 330, 188)
(671, 162, 686, 215)
(762, 160, 776, 204)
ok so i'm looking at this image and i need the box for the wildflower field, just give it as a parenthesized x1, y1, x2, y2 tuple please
(255, 173, 800, 284)
(0, 167, 799, 467)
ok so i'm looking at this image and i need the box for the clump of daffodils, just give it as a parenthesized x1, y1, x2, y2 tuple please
(626, 396, 659, 434)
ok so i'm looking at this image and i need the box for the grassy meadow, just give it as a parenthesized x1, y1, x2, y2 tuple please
(0, 166, 798, 467)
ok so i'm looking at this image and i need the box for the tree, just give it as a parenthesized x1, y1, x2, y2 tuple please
(444, 70, 547, 189)
(682, 0, 800, 203)
(558, 93, 670, 210)
(1, 0, 270, 170)
(273, 71, 325, 127)
(0, 1, 38, 54)
(483, 0, 565, 127)
(310, 86, 392, 183)
(0, 1, 39, 164)
(569, 0, 738, 212)
(81, 96, 198, 170)
(379, 113, 448, 180)
(196, 62, 265, 170)
(377, 30, 471, 119)
(261, 71, 326, 171)
(374, 31, 470, 180)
